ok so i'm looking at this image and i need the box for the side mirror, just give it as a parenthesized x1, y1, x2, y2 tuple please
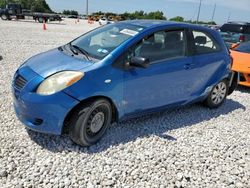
(129, 56, 149, 68)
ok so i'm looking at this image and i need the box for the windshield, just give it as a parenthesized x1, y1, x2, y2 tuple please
(71, 23, 145, 60)
(235, 42, 250, 53)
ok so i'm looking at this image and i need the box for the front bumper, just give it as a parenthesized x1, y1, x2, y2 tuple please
(12, 67, 79, 135)
(232, 63, 250, 87)
(13, 91, 78, 135)
(239, 73, 250, 87)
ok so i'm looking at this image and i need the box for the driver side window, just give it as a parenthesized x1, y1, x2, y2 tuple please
(124, 30, 186, 64)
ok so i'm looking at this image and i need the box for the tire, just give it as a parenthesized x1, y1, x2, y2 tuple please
(1, 14, 8, 20)
(38, 17, 44, 23)
(69, 99, 112, 146)
(205, 80, 228, 108)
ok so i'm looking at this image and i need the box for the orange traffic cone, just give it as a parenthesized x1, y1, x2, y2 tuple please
(43, 20, 47, 30)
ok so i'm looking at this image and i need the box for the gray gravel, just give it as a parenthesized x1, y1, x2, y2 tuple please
(0, 19, 250, 188)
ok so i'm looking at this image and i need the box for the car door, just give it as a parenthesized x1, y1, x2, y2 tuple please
(190, 29, 228, 97)
(118, 29, 196, 116)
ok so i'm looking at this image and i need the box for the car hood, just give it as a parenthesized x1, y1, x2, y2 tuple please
(23, 48, 93, 78)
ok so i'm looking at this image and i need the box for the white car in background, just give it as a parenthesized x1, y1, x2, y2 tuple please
(99, 17, 114, 25)
(99, 17, 109, 25)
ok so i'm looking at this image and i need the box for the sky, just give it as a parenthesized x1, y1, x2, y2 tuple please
(46, 0, 250, 25)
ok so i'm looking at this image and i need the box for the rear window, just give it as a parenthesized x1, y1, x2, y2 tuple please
(220, 24, 250, 34)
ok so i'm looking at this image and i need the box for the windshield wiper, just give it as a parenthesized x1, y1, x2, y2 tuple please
(71, 44, 91, 61)
(58, 46, 64, 51)
(68, 44, 79, 55)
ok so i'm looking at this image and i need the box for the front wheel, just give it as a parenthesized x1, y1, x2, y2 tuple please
(1, 14, 8, 20)
(69, 99, 112, 146)
(38, 17, 44, 23)
(205, 80, 228, 108)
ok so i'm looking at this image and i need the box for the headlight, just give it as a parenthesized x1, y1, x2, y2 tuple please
(37, 71, 84, 95)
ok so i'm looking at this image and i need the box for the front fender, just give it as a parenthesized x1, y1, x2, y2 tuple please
(63, 64, 124, 119)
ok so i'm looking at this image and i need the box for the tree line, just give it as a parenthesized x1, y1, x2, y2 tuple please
(62, 10, 79, 16)
(91, 11, 216, 25)
(92, 10, 166, 20)
(169, 16, 216, 25)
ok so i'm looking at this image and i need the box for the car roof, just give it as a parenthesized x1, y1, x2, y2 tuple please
(227, 21, 250, 25)
(120, 20, 205, 30)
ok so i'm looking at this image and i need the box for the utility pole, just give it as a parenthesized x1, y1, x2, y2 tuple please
(196, 0, 202, 24)
(86, 0, 89, 16)
(211, 3, 216, 23)
(227, 12, 231, 22)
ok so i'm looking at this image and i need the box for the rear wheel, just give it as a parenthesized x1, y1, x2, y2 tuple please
(69, 99, 112, 146)
(205, 80, 228, 108)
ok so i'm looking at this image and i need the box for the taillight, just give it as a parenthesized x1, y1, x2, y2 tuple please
(239, 35, 245, 42)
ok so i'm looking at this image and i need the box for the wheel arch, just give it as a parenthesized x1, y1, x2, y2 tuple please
(62, 95, 119, 134)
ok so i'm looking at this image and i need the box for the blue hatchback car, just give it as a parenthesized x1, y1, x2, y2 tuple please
(13, 20, 237, 146)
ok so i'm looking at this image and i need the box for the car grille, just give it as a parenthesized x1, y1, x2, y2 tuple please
(14, 75, 27, 90)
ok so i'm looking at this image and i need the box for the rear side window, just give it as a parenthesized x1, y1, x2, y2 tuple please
(192, 30, 221, 55)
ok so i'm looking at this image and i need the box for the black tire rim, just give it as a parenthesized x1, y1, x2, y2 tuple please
(86, 105, 109, 137)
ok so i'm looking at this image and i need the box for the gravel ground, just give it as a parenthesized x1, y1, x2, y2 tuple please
(0, 19, 250, 188)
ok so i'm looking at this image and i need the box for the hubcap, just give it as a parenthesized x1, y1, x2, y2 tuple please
(90, 112, 105, 133)
(211, 82, 227, 104)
